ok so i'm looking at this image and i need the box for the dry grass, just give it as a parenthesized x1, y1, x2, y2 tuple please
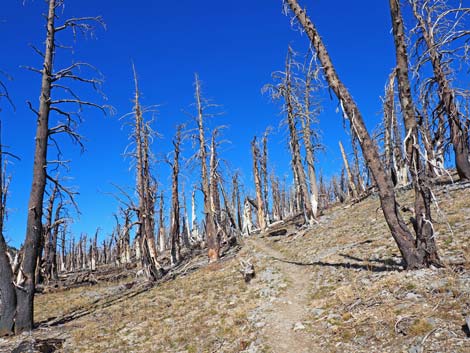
(1, 184, 469, 353)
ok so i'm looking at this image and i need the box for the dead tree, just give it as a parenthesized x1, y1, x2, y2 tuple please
(43, 186, 67, 282)
(158, 192, 166, 252)
(193, 74, 219, 262)
(409, 0, 470, 180)
(261, 130, 271, 223)
(169, 126, 182, 266)
(231, 173, 243, 231)
(12, 0, 106, 333)
(0, 125, 17, 336)
(339, 140, 358, 199)
(265, 48, 315, 225)
(270, 174, 282, 221)
(128, 66, 163, 281)
(251, 137, 267, 231)
(389, 0, 441, 266)
(284, 0, 441, 268)
(382, 69, 409, 186)
(298, 59, 320, 217)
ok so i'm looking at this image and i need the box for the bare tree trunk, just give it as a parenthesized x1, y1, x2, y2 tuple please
(284, 50, 314, 225)
(285, 0, 440, 269)
(242, 198, 254, 235)
(409, 0, 470, 180)
(261, 131, 270, 224)
(300, 60, 320, 218)
(251, 137, 267, 231)
(231, 173, 243, 231)
(170, 126, 182, 266)
(15, 0, 57, 332)
(389, 0, 441, 266)
(190, 188, 200, 242)
(0, 134, 16, 336)
(194, 74, 218, 262)
(59, 226, 66, 272)
(132, 66, 163, 280)
(158, 192, 166, 253)
(339, 140, 358, 199)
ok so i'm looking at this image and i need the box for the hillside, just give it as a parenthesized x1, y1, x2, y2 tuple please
(1, 184, 470, 353)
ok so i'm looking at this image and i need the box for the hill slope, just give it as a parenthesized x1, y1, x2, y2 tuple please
(1, 184, 470, 352)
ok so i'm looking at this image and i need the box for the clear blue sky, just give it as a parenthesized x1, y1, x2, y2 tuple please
(1, 0, 396, 247)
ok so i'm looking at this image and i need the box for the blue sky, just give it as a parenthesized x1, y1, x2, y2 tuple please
(1, 0, 396, 247)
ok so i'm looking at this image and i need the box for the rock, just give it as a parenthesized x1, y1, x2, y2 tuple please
(255, 321, 266, 328)
(293, 322, 306, 331)
(12, 338, 64, 353)
(408, 344, 422, 353)
(310, 308, 324, 317)
(405, 292, 422, 300)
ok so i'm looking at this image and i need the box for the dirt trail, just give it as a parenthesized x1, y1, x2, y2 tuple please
(249, 237, 320, 353)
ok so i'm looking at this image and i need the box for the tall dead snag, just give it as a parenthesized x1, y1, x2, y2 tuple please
(261, 130, 270, 224)
(169, 126, 182, 266)
(389, 0, 441, 266)
(231, 173, 243, 231)
(193, 74, 218, 262)
(409, 0, 470, 180)
(43, 185, 67, 282)
(270, 174, 282, 221)
(190, 188, 200, 242)
(127, 66, 163, 280)
(13, 0, 106, 333)
(251, 137, 267, 231)
(158, 192, 166, 252)
(0, 125, 17, 336)
(284, 0, 441, 268)
(339, 140, 358, 199)
(209, 129, 222, 229)
(299, 60, 320, 217)
(265, 48, 315, 225)
(382, 69, 409, 186)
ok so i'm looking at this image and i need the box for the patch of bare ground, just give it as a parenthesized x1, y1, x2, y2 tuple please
(1, 183, 469, 352)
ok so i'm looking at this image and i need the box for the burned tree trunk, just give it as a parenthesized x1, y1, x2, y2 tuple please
(389, 0, 441, 266)
(339, 140, 358, 199)
(284, 0, 440, 269)
(131, 66, 163, 280)
(251, 137, 267, 231)
(0, 132, 16, 336)
(409, 0, 470, 180)
(284, 49, 314, 225)
(14, 0, 106, 333)
(15, 0, 57, 332)
(232, 173, 243, 231)
(194, 74, 219, 262)
(170, 126, 182, 266)
(158, 192, 166, 253)
(299, 58, 320, 217)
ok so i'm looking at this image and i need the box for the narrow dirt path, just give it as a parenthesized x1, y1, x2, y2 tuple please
(248, 237, 320, 353)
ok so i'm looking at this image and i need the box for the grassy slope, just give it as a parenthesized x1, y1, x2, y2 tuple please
(1, 185, 469, 352)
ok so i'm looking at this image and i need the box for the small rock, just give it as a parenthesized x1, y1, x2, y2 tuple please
(405, 292, 422, 300)
(255, 322, 266, 328)
(408, 344, 422, 353)
(310, 308, 324, 317)
(293, 322, 306, 331)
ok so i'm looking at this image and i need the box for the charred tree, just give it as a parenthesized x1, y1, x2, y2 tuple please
(193, 74, 219, 262)
(284, 0, 441, 268)
(339, 140, 358, 199)
(0, 126, 16, 336)
(169, 126, 182, 266)
(14, 0, 106, 333)
(251, 137, 267, 231)
(409, 0, 470, 180)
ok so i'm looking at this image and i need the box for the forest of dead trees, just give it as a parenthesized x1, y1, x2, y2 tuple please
(1, 0, 470, 337)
